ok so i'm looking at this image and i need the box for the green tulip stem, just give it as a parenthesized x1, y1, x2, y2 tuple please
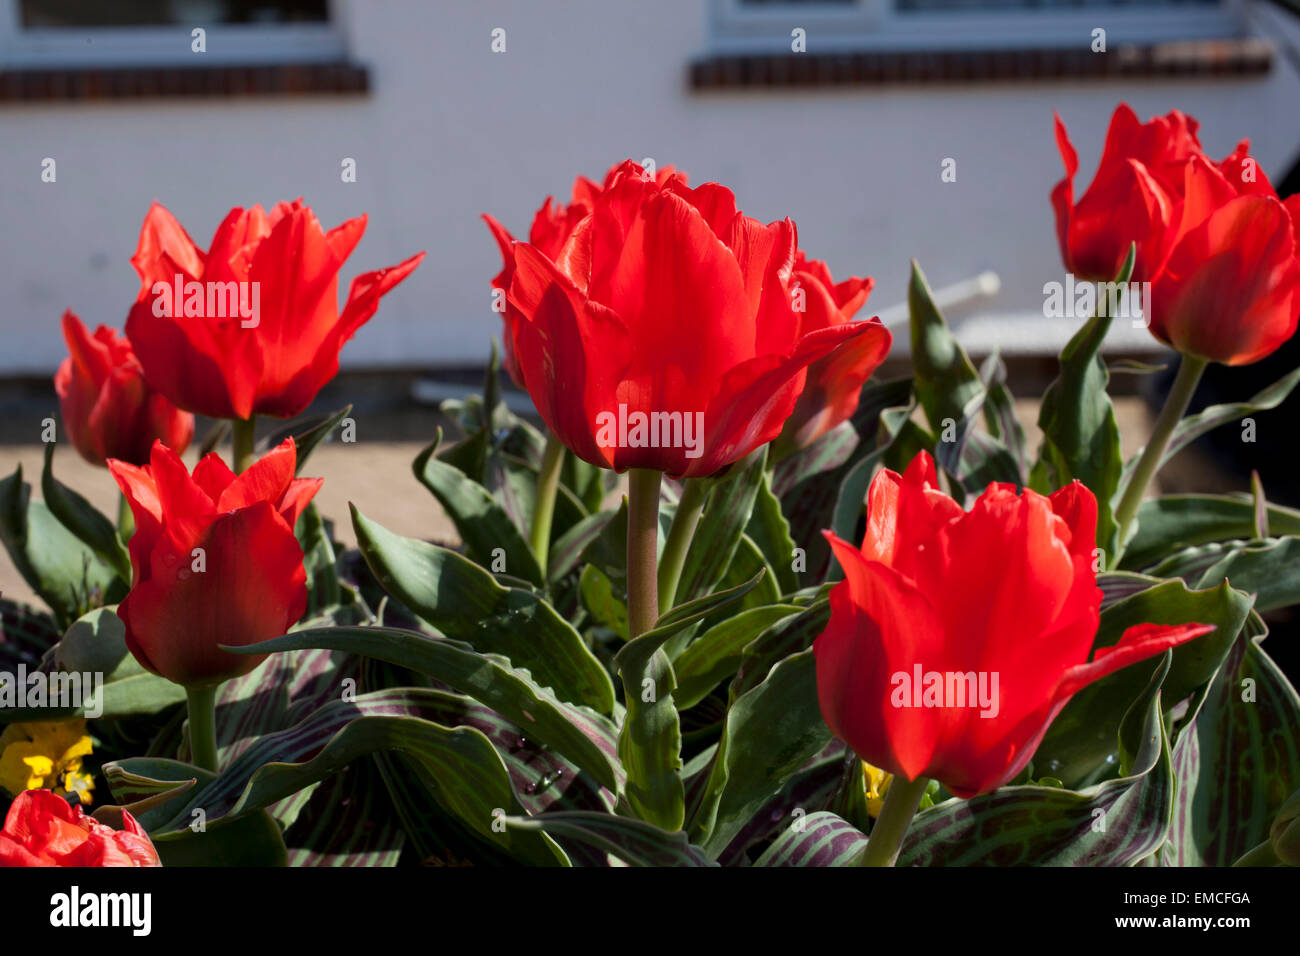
(231, 416, 257, 474)
(627, 469, 662, 639)
(531, 435, 565, 577)
(657, 478, 709, 613)
(856, 774, 929, 867)
(1113, 353, 1208, 559)
(185, 684, 220, 774)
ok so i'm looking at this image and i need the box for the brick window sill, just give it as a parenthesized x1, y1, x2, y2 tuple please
(689, 38, 1271, 89)
(0, 61, 368, 103)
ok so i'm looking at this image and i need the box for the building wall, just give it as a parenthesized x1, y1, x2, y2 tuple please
(1, 0, 1298, 374)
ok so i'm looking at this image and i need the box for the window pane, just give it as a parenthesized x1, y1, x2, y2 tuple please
(20, 1, 330, 28)
(895, 0, 1216, 10)
(738, 1, 857, 6)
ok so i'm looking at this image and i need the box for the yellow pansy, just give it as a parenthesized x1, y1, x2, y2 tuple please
(0, 719, 95, 805)
(863, 762, 893, 819)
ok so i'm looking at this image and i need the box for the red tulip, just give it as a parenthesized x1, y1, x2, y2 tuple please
(0, 789, 160, 867)
(1053, 103, 1300, 366)
(484, 161, 685, 387)
(1052, 103, 1203, 283)
(107, 438, 321, 687)
(1147, 154, 1300, 366)
(54, 311, 193, 467)
(815, 451, 1213, 798)
(502, 160, 885, 478)
(776, 252, 892, 452)
(125, 200, 424, 420)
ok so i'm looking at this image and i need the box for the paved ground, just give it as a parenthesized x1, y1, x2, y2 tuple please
(0, 396, 1227, 608)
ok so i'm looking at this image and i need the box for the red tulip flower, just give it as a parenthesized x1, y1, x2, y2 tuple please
(0, 789, 160, 867)
(503, 160, 886, 478)
(1148, 153, 1300, 366)
(1053, 103, 1300, 365)
(776, 252, 892, 453)
(107, 438, 321, 687)
(1052, 103, 1203, 283)
(54, 311, 193, 467)
(125, 200, 424, 420)
(484, 161, 684, 387)
(815, 451, 1213, 798)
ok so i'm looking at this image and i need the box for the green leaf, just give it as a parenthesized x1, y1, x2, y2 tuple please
(413, 430, 544, 587)
(610, 571, 769, 831)
(226, 630, 621, 795)
(258, 404, 353, 474)
(41, 442, 130, 582)
(296, 502, 340, 617)
(222, 716, 566, 866)
(0, 466, 125, 628)
(908, 259, 983, 434)
(1166, 628, 1300, 865)
(674, 605, 802, 710)
(1034, 578, 1251, 788)
(1120, 494, 1300, 571)
(1118, 365, 1300, 503)
(978, 351, 1028, 482)
(690, 649, 832, 855)
(151, 809, 288, 866)
(352, 505, 613, 713)
(549, 510, 616, 584)
(283, 760, 405, 866)
(730, 600, 830, 701)
(1151, 536, 1300, 613)
(675, 449, 767, 605)
(2, 607, 186, 722)
(579, 564, 628, 641)
(900, 650, 1175, 865)
(1031, 246, 1134, 556)
(746, 468, 800, 595)
(754, 810, 868, 867)
(506, 812, 715, 867)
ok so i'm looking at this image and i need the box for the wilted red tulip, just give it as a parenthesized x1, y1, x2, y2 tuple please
(125, 200, 424, 420)
(54, 311, 193, 467)
(0, 789, 159, 867)
(815, 451, 1213, 798)
(503, 160, 885, 478)
(483, 161, 684, 387)
(107, 438, 321, 687)
(1052, 103, 1203, 283)
(776, 252, 891, 453)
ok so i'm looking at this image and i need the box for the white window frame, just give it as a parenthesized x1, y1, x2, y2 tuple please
(0, 0, 345, 68)
(707, 0, 1249, 55)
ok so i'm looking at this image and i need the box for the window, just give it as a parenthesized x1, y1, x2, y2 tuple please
(706, 0, 1244, 54)
(0, 0, 344, 67)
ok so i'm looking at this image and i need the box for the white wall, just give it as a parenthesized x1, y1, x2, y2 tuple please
(1, 0, 1298, 374)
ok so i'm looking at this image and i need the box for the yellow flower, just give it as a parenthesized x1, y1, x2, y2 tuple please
(0, 719, 95, 805)
(863, 762, 893, 819)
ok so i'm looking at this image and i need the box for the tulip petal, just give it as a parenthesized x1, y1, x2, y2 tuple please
(121, 501, 307, 686)
(509, 242, 632, 469)
(818, 532, 952, 782)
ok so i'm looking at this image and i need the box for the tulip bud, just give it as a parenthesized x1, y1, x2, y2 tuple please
(53, 311, 193, 466)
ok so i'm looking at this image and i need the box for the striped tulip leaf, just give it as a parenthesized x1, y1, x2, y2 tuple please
(1164, 625, 1300, 866)
(506, 811, 716, 867)
(226, 625, 621, 794)
(754, 810, 869, 867)
(690, 649, 832, 856)
(1120, 494, 1300, 572)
